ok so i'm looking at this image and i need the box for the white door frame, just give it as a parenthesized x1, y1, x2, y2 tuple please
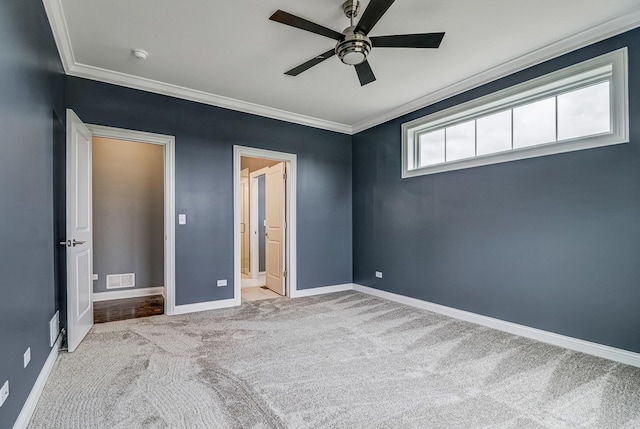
(249, 167, 269, 280)
(233, 146, 297, 304)
(87, 124, 177, 315)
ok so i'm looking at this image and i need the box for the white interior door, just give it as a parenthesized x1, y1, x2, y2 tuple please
(240, 169, 249, 274)
(265, 162, 285, 295)
(66, 109, 93, 352)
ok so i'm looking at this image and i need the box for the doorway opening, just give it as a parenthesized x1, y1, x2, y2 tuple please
(87, 125, 176, 326)
(234, 146, 297, 304)
(90, 135, 165, 323)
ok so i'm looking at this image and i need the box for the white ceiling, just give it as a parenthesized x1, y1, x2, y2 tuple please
(47, 0, 640, 133)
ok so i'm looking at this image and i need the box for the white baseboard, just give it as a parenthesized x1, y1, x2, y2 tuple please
(174, 283, 353, 313)
(173, 298, 237, 315)
(12, 336, 61, 429)
(353, 284, 640, 368)
(291, 283, 355, 298)
(93, 286, 164, 302)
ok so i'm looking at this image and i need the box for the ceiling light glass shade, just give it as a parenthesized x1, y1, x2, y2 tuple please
(342, 51, 367, 65)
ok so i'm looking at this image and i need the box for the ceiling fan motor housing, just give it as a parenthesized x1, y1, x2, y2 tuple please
(336, 26, 372, 65)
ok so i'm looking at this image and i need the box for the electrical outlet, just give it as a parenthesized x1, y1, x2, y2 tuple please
(217, 279, 227, 287)
(178, 214, 187, 225)
(23, 347, 31, 368)
(0, 380, 8, 408)
(375, 271, 383, 278)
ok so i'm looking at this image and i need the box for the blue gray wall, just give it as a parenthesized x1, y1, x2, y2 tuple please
(0, 0, 65, 425)
(66, 77, 353, 305)
(353, 28, 640, 354)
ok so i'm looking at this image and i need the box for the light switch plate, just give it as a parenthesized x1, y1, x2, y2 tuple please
(0, 380, 8, 408)
(217, 279, 227, 287)
(178, 214, 187, 225)
(375, 271, 383, 278)
(24, 347, 31, 368)
(92, 274, 98, 281)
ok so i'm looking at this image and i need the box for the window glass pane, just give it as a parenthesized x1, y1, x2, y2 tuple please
(419, 129, 445, 166)
(513, 97, 556, 148)
(477, 110, 512, 156)
(558, 81, 610, 140)
(445, 121, 475, 161)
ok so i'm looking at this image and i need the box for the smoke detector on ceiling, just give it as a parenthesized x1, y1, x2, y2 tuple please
(131, 49, 149, 60)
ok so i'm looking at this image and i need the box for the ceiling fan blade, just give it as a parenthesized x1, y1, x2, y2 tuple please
(285, 49, 336, 76)
(371, 32, 445, 48)
(269, 10, 343, 40)
(355, 0, 396, 36)
(355, 60, 376, 86)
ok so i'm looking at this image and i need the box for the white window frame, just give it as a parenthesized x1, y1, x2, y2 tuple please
(402, 48, 629, 178)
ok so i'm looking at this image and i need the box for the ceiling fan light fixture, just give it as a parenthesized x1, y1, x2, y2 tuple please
(341, 50, 367, 65)
(335, 26, 371, 65)
(270, 0, 445, 86)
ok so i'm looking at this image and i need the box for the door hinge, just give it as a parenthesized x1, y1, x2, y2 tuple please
(283, 221, 287, 230)
(283, 173, 287, 180)
(283, 270, 287, 278)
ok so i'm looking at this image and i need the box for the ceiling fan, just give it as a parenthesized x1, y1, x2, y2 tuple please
(269, 0, 445, 86)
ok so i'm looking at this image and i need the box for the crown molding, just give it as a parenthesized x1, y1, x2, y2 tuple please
(42, 0, 74, 72)
(67, 62, 352, 134)
(350, 7, 640, 134)
(43, 0, 640, 136)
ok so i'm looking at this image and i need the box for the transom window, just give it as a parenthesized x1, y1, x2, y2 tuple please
(402, 48, 629, 177)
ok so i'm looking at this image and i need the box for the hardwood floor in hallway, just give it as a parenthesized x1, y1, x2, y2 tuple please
(94, 295, 164, 323)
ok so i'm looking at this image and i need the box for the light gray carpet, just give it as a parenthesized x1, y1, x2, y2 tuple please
(29, 291, 640, 428)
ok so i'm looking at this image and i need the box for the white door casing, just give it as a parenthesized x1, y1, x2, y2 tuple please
(265, 162, 286, 295)
(66, 109, 94, 352)
(85, 124, 176, 315)
(233, 146, 296, 304)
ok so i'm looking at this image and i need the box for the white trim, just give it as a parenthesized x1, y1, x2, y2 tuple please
(402, 48, 629, 177)
(41, 0, 74, 73)
(172, 298, 237, 315)
(87, 125, 176, 315)
(351, 8, 640, 134)
(353, 284, 640, 368)
(234, 146, 297, 305)
(249, 167, 269, 280)
(92, 287, 164, 302)
(42, 0, 640, 135)
(12, 336, 61, 429)
(291, 283, 355, 298)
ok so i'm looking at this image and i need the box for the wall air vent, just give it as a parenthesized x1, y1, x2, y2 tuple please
(106, 273, 136, 289)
